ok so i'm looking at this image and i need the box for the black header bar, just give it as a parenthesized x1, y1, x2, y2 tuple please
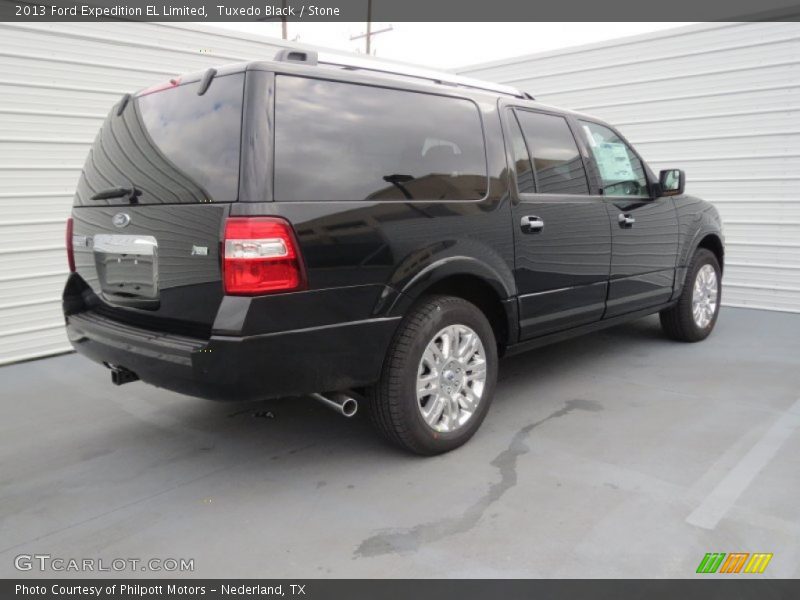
(2, 0, 800, 22)
(4, 579, 800, 600)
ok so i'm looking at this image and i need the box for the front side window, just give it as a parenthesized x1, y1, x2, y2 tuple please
(515, 110, 589, 195)
(580, 121, 649, 197)
(274, 76, 488, 201)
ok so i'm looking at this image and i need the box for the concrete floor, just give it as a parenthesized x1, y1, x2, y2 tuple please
(1, 307, 798, 578)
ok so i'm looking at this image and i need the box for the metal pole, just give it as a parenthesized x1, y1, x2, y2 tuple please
(366, 0, 372, 55)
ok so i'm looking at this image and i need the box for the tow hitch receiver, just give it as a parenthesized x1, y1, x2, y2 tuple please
(105, 363, 139, 386)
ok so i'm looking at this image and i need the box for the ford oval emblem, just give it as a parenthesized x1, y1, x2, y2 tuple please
(112, 212, 131, 228)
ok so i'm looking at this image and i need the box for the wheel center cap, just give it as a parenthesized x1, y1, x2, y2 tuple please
(440, 362, 464, 393)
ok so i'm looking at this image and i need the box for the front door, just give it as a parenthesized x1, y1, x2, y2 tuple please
(577, 120, 679, 317)
(505, 108, 612, 340)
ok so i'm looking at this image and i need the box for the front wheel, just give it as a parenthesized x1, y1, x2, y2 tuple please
(660, 248, 721, 342)
(367, 295, 498, 455)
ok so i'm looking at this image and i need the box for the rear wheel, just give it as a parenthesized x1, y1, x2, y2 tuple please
(660, 248, 721, 342)
(367, 295, 498, 455)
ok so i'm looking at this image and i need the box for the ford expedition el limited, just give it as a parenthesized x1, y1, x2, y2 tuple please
(63, 50, 724, 454)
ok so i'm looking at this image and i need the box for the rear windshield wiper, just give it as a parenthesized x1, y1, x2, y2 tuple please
(90, 186, 142, 203)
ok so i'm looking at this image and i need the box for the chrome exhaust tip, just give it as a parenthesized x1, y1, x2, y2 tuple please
(311, 392, 358, 418)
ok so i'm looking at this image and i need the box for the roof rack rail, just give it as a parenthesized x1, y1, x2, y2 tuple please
(273, 47, 525, 98)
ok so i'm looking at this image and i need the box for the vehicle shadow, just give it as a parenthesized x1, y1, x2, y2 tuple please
(155, 314, 668, 456)
(5, 313, 670, 476)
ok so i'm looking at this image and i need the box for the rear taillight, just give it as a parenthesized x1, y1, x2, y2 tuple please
(222, 217, 306, 295)
(66, 217, 75, 273)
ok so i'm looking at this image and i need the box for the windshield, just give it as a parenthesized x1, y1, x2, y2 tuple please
(74, 72, 244, 206)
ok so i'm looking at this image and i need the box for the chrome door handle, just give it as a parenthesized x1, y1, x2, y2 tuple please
(520, 215, 544, 233)
(618, 213, 635, 227)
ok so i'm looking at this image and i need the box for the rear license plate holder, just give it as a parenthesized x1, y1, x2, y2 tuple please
(93, 234, 159, 305)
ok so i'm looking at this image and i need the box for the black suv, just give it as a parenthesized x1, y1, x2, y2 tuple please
(63, 50, 724, 454)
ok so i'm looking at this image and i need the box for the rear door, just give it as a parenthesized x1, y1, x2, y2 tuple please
(577, 120, 679, 317)
(505, 108, 612, 339)
(70, 71, 246, 336)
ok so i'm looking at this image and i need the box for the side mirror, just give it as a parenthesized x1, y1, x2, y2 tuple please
(659, 169, 685, 196)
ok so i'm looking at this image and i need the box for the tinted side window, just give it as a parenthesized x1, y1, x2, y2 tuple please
(515, 110, 589, 195)
(506, 110, 535, 194)
(274, 76, 487, 201)
(580, 121, 648, 197)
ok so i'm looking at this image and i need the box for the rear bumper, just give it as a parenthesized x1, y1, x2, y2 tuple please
(66, 310, 399, 401)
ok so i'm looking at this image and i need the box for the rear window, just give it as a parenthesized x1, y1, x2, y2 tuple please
(273, 76, 488, 202)
(74, 73, 244, 205)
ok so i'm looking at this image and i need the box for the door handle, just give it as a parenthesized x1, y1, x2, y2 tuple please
(618, 213, 635, 227)
(520, 215, 544, 233)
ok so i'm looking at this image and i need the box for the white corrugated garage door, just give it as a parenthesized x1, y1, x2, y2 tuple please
(0, 22, 330, 365)
(2, 22, 797, 366)
(456, 22, 800, 314)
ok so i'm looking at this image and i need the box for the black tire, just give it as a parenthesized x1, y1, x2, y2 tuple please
(660, 248, 721, 342)
(367, 295, 498, 455)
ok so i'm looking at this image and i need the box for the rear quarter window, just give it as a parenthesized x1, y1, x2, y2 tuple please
(273, 76, 488, 202)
